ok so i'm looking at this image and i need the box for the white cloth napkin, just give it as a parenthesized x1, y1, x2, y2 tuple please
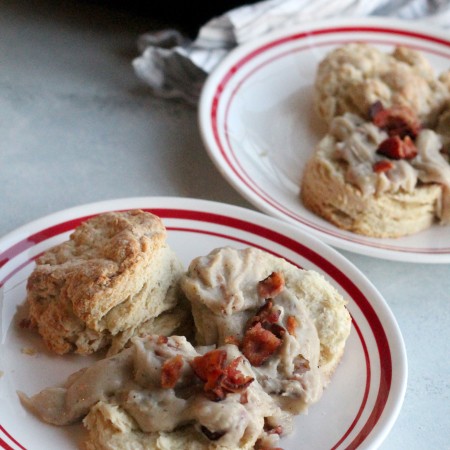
(132, 0, 450, 105)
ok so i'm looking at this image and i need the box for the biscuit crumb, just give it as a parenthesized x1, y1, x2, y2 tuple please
(21, 347, 37, 356)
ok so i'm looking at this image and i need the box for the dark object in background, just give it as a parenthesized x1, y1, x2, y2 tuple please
(84, 0, 258, 37)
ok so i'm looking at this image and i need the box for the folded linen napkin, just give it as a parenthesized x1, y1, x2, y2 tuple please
(132, 0, 450, 105)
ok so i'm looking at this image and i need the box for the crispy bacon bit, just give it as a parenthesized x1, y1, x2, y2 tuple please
(191, 349, 226, 392)
(247, 299, 285, 338)
(241, 322, 282, 367)
(373, 159, 394, 173)
(268, 323, 286, 339)
(201, 425, 226, 441)
(248, 299, 281, 329)
(241, 299, 287, 366)
(221, 356, 254, 393)
(157, 335, 168, 345)
(377, 135, 418, 160)
(161, 354, 184, 389)
(369, 101, 420, 162)
(257, 272, 285, 299)
(190, 350, 254, 401)
(371, 103, 421, 139)
(264, 423, 284, 436)
(286, 316, 298, 336)
(224, 335, 241, 346)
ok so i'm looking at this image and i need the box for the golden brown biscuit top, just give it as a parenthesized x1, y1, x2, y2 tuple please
(27, 210, 166, 328)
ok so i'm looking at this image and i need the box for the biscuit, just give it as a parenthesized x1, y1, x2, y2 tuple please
(107, 295, 194, 356)
(314, 43, 449, 126)
(181, 246, 352, 412)
(20, 336, 289, 450)
(300, 113, 450, 238)
(25, 210, 185, 355)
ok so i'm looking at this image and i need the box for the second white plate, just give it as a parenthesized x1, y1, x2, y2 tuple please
(199, 17, 450, 263)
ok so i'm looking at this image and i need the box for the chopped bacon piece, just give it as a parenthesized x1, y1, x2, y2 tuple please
(264, 424, 284, 436)
(157, 335, 168, 345)
(258, 272, 285, 299)
(241, 322, 282, 367)
(371, 103, 421, 139)
(247, 299, 285, 338)
(248, 299, 281, 330)
(286, 316, 298, 336)
(220, 374, 253, 395)
(373, 160, 394, 173)
(191, 349, 227, 391)
(241, 298, 288, 366)
(161, 354, 184, 389)
(267, 322, 286, 339)
(190, 349, 254, 401)
(220, 356, 254, 393)
(377, 135, 418, 160)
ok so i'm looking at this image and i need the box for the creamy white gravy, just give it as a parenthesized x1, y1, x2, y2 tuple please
(329, 113, 450, 222)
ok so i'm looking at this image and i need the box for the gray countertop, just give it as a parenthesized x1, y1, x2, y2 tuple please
(0, 1, 449, 449)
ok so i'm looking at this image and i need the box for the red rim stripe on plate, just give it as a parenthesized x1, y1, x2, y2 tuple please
(331, 318, 371, 449)
(210, 25, 450, 253)
(0, 207, 390, 449)
(0, 438, 14, 450)
(0, 425, 26, 450)
(0, 216, 97, 270)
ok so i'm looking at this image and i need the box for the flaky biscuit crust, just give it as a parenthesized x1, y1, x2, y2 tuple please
(25, 210, 183, 354)
(314, 43, 449, 126)
(300, 138, 442, 238)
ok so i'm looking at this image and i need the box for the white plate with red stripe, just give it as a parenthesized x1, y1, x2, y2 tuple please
(198, 17, 450, 263)
(0, 197, 406, 450)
